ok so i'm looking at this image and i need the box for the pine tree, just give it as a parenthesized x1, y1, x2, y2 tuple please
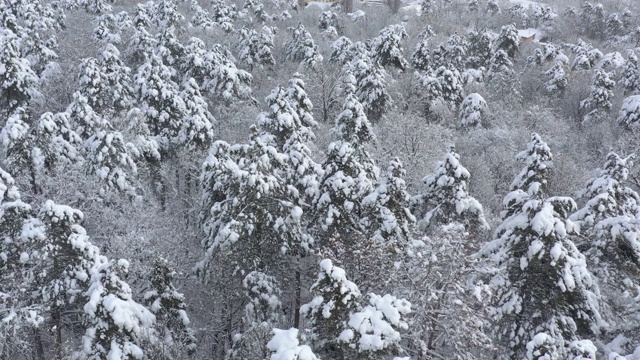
(371, 24, 409, 71)
(77, 57, 111, 112)
(618, 95, 640, 130)
(267, 328, 319, 360)
(580, 69, 615, 124)
(459, 93, 487, 127)
(99, 43, 134, 111)
(148, 0, 185, 29)
(210, 0, 237, 33)
(0, 28, 41, 113)
(85, 130, 139, 197)
(510, 133, 553, 197)
(434, 65, 465, 110)
(155, 26, 185, 69)
(466, 30, 494, 69)
(178, 78, 215, 150)
(67, 91, 109, 140)
(567, 40, 602, 71)
(487, 49, 521, 101)
(349, 48, 391, 122)
(411, 35, 432, 71)
(133, 54, 187, 143)
(82, 258, 156, 359)
(301, 259, 411, 359)
(204, 44, 254, 103)
(570, 152, 640, 336)
(330, 36, 355, 65)
(196, 130, 313, 279)
(284, 23, 323, 69)
(622, 49, 640, 95)
(126, 24, 158, 65)
(479, 192, 602, 359)
(0, 167, 46, 357)
(229, 271, 282, 359)
(360, 158, 415, 247)
(144, 257, 197, 358)
(495, 24, 520, 58)
(544, 62, 569, 94)
(413, 147, 489, 233)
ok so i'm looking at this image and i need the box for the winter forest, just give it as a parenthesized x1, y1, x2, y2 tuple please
(3, 0, 640, 358)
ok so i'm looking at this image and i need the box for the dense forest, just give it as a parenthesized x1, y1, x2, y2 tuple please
(2, 0, 640, 358)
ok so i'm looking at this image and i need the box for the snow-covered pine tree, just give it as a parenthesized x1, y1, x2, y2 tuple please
(178, 78, 215, 151)
(203, 44, 254, 103)
(579, 69, 615, 124)
(67, 91, 109, 140)
(284, 23, 323, 69)
(569, 152, 640, 340)
(479, 191, 602, 359)
(434, 65, 465, 110)
(155, 26, 185, 70)
(133, 53, 187, 143)
(412, 147, 489, 233)
(487, 49, 520, 101)
(285, 74, 317, 130)
(189, 0, 216, 30)
(99, 43, 134, 111)
(144, 257, 197, 358)
(466, 30, 494, 69)
(618, 95, 640, 130)
(148, 0, 185, 29)
(126, 24, 158, 66)
(209, 0, 237, 33)
(228, 271, 282, 359)
(85, 129, 139, 197)
(0, 28, 41, 113)
(360, 158, 415, 248)
(495, 24, 520, 58)
(82, 258, 156, 359)
(622, 49, 640, 95)
(349, 45, 391, 122)
(77, 57, 110, 112)
(196, 129, 313, 279)
(237, 25, 277, 71)
(371, 24, 409, 71)
(330, 36, 355, 65)
(267, 328, 319, 360)
(459, 92, 487, 127)
(567, 39, 602, 71)
(544, 61, 569, 94)
(510, 133, 553, 197)
(411, 36, 432, 71)
(301, 259, 411, 359)
(0, 167, 46, 357)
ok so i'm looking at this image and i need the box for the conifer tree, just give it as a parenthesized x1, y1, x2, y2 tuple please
(99, 43, 134, 111)
(330, 36, 354, 65)
(77, 57, 111, 111)
(284, 23, 323, 69)
(371, 24, 409, 71)
(618, 95, 640, 130)
(544, 62, 569, 94)
(480, 193, 601, 359)
(349, 47, 391, 122)
(67, 91, 109, 140)
(0, 28, 41, 113)
(82, 258, 156, 359)
(579, 69, 615, 124)
(179, 78, 216, 150)
(85, 130, 139, 197)
(495, 24, 520, 58)
(459, 93, 487, 127)
(510, 133, 553, 197)
(622, 49, 640, 95)
(466, 30, 494, 69)
(204, 44, 254, 103)
(413, 147, 489, 233)
(144, 257, 197, 358)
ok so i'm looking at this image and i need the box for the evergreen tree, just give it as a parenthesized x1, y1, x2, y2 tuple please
(411, 35, 432, 71)
(413, 147, 489, 233)
(148, 0, 185, 29)
(371, 24, 409, 71)
(618, 95, 640, 130)
(495, 24, 520, 58)
(480, 192, 602, 359)
(204, 44, 254, 103)
(0, 167, 46, 357)
(77, 57, 111, 112)
(210, 0, 237, 33)
(284, 23, 323, 69)
(144, 257, 197, 358)
(85, 130, 139, 197)
(580, 69, 615, 124)
(360, 158, 415, 247)
(544, 62, 569, 94)
(229, 271, 282, 359)
(126, 24, 158, 65)
(179, 78, 216, 150)
(133, 53, 187, 143)
(459, 93, 487, 127)
(330, 36, 355, 65)
(155, 26, 185, 69)
(622, 49, 640, 95)
(349, 47, 391, 122)
(570, 152, 640, 336)
(67, 91, 109, 140)
(487, 49, 521, 101)
(466, 30, 494, 69)
(99, 43, 134, 111)
(0, 28, 41, 113)
(267, 328, 319, 360)
(510, 133, 553, 197)
(567, 39, 602, 71)
(82, 258, 156, 359)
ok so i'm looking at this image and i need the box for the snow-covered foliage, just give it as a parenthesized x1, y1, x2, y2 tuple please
(144, 257, 197, 357)
(371, 24, 409, 71)
(480, 192, 602, 359)
(85, 130, 138, 197)
(267, 328, 319, 360)
(618, 95, 640, 130)
(580, 69, 616, 124)
(459, 93, 487, 127)
(284, 23, 323, 69)
(510, 133, 553, 198)
(413, 147, 489, 233)
(348, 44, 391, 121)
(0, 28, 41, 112)
(496, 24, 520, 58)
